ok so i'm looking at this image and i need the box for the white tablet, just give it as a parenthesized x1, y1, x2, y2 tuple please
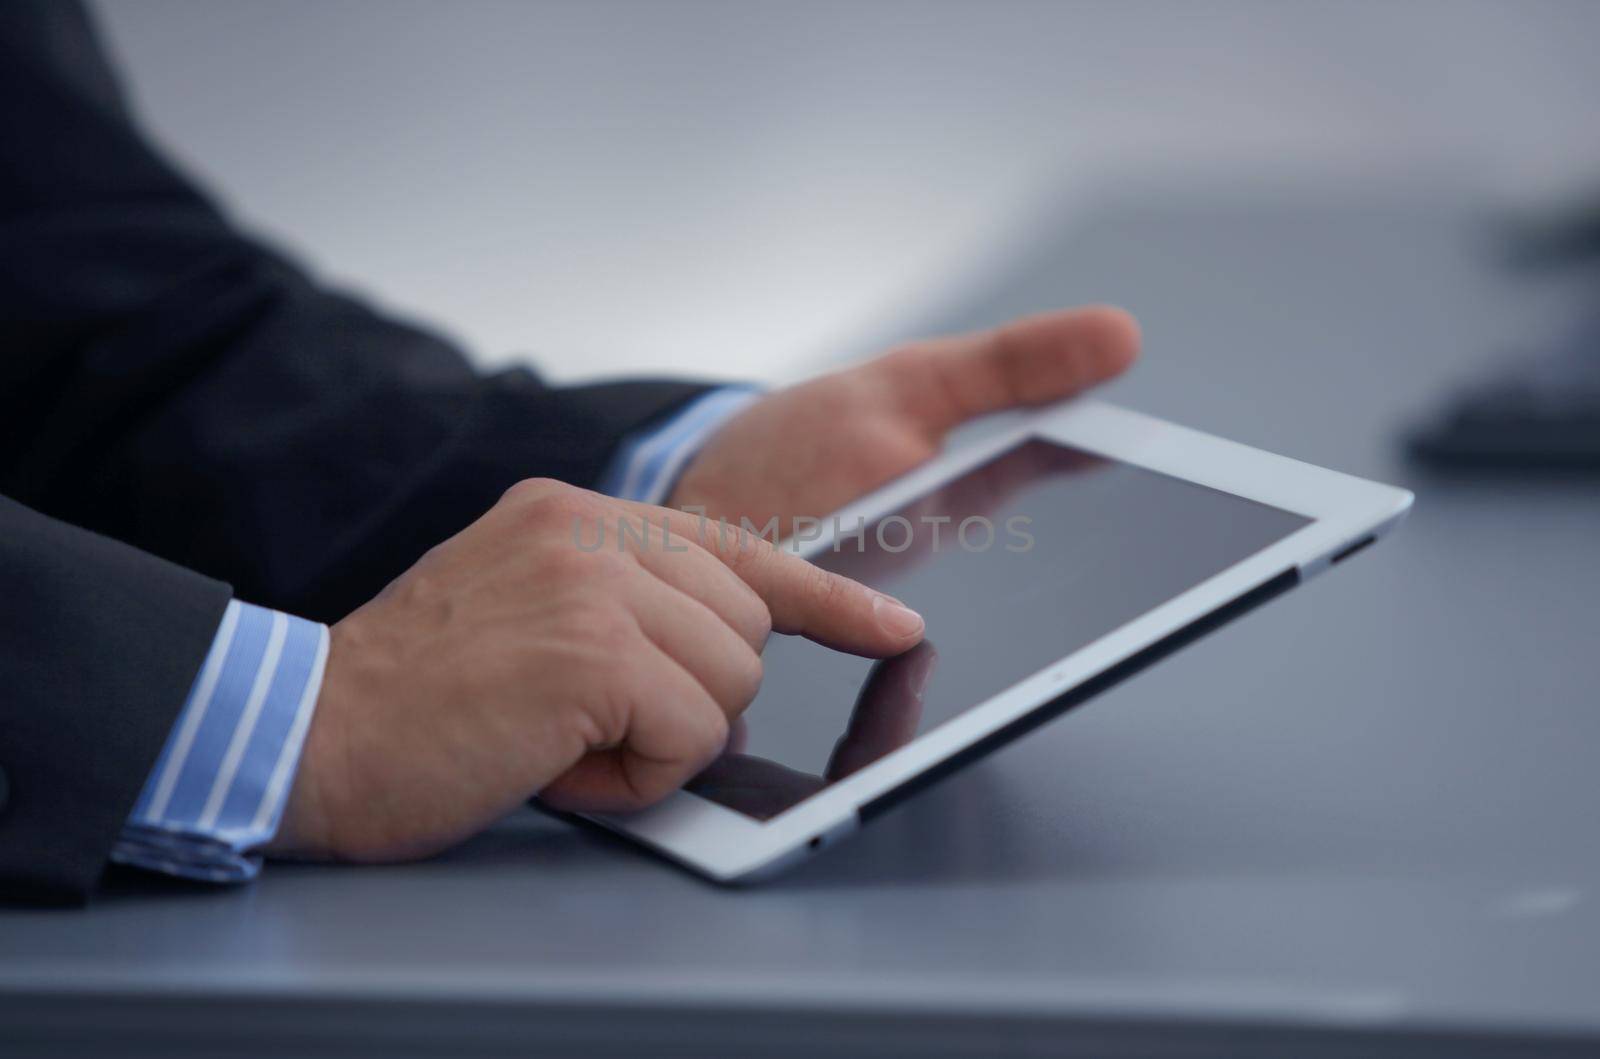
(576, 400, 1412, 883)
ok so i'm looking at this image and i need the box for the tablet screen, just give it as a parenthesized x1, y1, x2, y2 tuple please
(686, 436, 1311, 820)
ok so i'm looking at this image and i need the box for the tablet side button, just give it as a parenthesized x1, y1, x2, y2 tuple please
(858, 567, 1303, 824)
(1331, 535, 1378, 565)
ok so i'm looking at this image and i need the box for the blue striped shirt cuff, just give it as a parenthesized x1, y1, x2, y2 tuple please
(596, 387, 761, 504)
(113, 600, 329, 884)
(112, 387, 749, 884)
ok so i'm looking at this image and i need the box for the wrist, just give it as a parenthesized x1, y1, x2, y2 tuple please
(264, 618, 360, 858)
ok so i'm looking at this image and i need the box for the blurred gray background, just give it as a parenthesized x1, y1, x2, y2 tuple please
(7, 5, 1600, 1051)
(95, 0, 1600, 384)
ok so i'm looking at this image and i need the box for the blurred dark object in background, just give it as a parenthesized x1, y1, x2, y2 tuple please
(1408, 304, 1600, 470)
(1408, 190, 1600, 472)
(1500, 192, 1600, 273)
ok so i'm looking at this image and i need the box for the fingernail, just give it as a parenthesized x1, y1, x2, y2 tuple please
(873, 593, 925, 639)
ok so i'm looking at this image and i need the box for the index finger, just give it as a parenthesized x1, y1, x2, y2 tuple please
(608, 499, 925, 658)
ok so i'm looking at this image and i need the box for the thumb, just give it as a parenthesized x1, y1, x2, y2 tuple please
(882, 305, 1140, 437)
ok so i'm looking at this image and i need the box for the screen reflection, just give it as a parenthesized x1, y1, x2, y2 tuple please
(687, 437, 1309, 820)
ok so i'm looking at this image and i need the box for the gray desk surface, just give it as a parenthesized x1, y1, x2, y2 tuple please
(5, 184, 1599, 1058)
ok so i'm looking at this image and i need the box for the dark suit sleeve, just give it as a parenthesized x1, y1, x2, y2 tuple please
(0, 0, 715, 623)
(0, 495, 231, 905)
(0, 2, 720, 903)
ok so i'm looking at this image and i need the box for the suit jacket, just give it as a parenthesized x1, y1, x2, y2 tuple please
(0, 0, 712, 904)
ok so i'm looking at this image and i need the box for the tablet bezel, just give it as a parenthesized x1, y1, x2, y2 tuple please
(577, 399, 1413, 882)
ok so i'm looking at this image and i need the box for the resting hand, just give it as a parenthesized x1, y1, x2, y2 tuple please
(669, 306, 1140, 533)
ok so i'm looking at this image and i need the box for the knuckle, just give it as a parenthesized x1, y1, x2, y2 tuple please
(535, 544, 589, 583)
(807, 566, 847, 612)
(745, 601, 773, 648)
(695, 705, 731, 756)
(733, 650, 764, 707)
(542, 541, 627, 583)
(571, 691, 628, 752)
(714, 522, 766, 567)
(746, 541, 793, 591)
(747, 527, 782, 562)
(501, 476, 561, 506)
(564, 602, 637, 655)
(514, 479, 602, 528)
